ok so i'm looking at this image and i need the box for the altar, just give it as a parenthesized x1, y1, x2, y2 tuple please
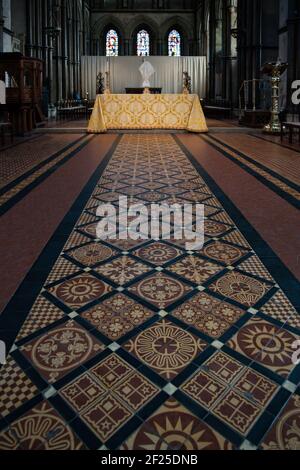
(87, 93, 208, 133)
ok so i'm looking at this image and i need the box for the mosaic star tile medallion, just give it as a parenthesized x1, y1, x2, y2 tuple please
(128, 273, 193, 309)
(227, 317, 299, 378)
(203, 241, 248, 266)
(124, 319, 207, 380)
(0, 356, 39, 419)
(204, 220, 231, 238)
(21, 320, 104, 383)
(120, 398, 233, 450)
(81, 293, 154, 340)
(133, 242, 183, 266)
(95, 256, 151, 287)
(208, 271, 272, 307)
(67, 243, 116, 267)
(172, 292, 244, 338)
(168, 256, 224, 285)
(0, 401, 84, 450)
(261, 395, 300, 450)
(47, 273, 112, 310)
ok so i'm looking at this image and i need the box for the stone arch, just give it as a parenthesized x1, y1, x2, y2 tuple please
(161, 16, 193, 55)
(91, 15, 126, 55)
(127, 16, 159, 55)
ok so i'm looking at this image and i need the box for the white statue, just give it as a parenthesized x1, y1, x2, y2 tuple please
(139, 59, 155, 88)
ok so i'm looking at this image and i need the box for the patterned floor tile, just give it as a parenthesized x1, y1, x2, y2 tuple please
(133, 242, 183, 266)
(0, 401, 84, 450)
(0, 356, 39, 419)
(120, 398, 234, 450)
(123, 319, 207, 380)
(64, 231, 91, 251)
(105, 237, 147, 251)
(234, 369, 278, 406)
(47, 273, 112, 309)
(205, 220, 231, 237)
(168, 256, 224, 285)
(95, 256, 151, 286)
(261, 291, 300, 329)
(78, 222, 99, 238)
(172, 292, 244, 338)
(238, 256, 274, 282)
(212, 390, 261, 435)
(208, 271, 272, 307)
(81, 293, 154, 340)
(203, 241, 248, 266)
(45, 258, 80, 285)
(204, 351, 245, 384)
(261, 395, 300, 450)
(222, 230, 251, 249)
(182, 370, 227, 409)
(227, 317, 298, 378)
(128, 273, 193, 309)
(21, 320, 104, 383)
(67, 243, 116, 267)
(60, 354, 159, 443)
(16, 296, 65, 341)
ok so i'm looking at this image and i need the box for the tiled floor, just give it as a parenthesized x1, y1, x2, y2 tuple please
(0, 134, 299, 450)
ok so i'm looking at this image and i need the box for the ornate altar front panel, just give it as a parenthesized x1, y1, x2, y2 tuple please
(87, 94, 208, 133)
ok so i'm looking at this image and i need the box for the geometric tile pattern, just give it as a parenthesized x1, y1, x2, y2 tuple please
(1, 134, 299, 450)
(0, 356, 38, 418)
(16, 296, 65, 341)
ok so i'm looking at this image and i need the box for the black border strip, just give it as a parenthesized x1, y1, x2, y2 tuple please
(0, 135, 122, 351)
(173, 134, 300, 311)
(201, 134, 300, 210)
(0, 135, 94, 216)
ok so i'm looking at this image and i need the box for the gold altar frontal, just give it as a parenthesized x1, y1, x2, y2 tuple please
(87, 94, 208, 133)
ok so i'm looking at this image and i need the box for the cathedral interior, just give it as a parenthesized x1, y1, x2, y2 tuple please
(0, 0, 299, 453)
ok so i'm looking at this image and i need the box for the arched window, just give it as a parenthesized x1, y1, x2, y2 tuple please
(106, 29, 119, 56)
(168, 30, 181, 57)
(137, 30, 150, 56)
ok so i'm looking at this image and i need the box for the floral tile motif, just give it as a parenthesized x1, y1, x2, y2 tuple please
(180, 191, 211, 203)
(182, 370, 227, 409)
(212, 390, 261, 435)
(78, 222, 98, 239)
(168, 256, 224, 285)
(208, 272, 271, 307)
(261, 395, 300, 450)
(204, 351, 244, 384)
(234, 369, 278, 406)
(16, 296, 65, 341)
(203, 242, 248, 266)
(261, 291, 300, 330)
(21, 320, 104, 383)
(138, 181, 165, 191)
(105, 237, 147, 251)
(81, 293, 154, 340)
(137, 191, 168, 203)
(67, 243, 117, 267)
(227, 317, 298, 378)
(172, 292, 244, 338)
(205, 220, 230, 237)
(0, 401, 84, 450)
(47, 273, 112, 309)
(133, 242, 183, 266)
(0, 356, 39, 419)
(45, 258, 80, 285)
(128, 273, 193, 309)
(95, 256, 151, 286)
(123, 319, 207, 380)
(120, 398, 233, 450)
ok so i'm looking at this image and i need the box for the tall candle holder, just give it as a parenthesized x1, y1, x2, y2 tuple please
(261, 61, 288, 135)
(104, 71, 111, 95)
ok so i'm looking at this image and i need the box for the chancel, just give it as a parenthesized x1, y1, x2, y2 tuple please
(0, 0, 300, 456)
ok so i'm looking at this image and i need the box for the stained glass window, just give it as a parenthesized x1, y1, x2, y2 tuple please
(137, 30, 150, 56)
(106, 29, 119, 56)
(168, 30, 181, 57)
